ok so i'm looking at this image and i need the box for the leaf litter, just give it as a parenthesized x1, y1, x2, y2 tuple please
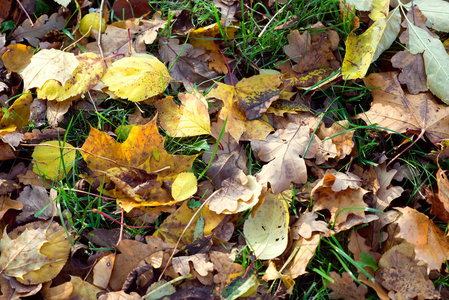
(2, 0, 449, 299)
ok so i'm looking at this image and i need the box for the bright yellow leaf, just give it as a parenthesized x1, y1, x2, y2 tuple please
(155, 92, 211, 137)
(2, 44, 34, 73)
(101, 55, 172, 102)
(171, 172, 197, 201)
(32, 140, 76, 181)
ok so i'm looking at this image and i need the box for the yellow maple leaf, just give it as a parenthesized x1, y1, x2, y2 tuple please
(80, 117, 197, 211)
(207, 74, 281, 142)
(155, 92, 211, 137)
(101, 54, 172, 102)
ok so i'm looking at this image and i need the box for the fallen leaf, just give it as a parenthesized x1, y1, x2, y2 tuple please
(20, 49, 79, 91)
(190, 22, 238, 73)
(37, 52, 105, 101)
(16, 186, 56, 222)
(172, 253, 213, 277)
(93, 253, 115, 289)
(1, 44, 34, 73)
(291, 212, 328, 239)
(395, 206, 449, 272)
(284, 234, 320, 279)
(32, 140, 76, 181)
(12, 13, 65, 47)
(411, 0, 449, 32)
(207, 75, 279, 142)
(112, 0, 151, 20)
(391, 50, 427, 94)
(46, 99, 72, 127)
(207, 175, 263, 214)
(342, 0, 390, 79)
(70, 276, 102, 299)
(155, 92, 211, 137)
(251, 123, 319, 194)
(171, 172, 197, 202)
(327, 272, 368, 300)
(101, 55, 171, 102)
(311, 171, 369, 227)
(0, 195, 23, 219)
(359, 72, 449, 142)
(0, 221, 70, 284)
(243, 192, 289, 260)
(81, 118, 197, 211)
(376, 251, 440, 299)
(41, 281, 73, 300)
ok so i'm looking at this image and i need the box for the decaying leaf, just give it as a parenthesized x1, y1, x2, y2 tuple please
(395, 206, 449, 272)
(327, 271, 368, 300)
(12, 13, 65, 47)
(291, 212, 328, 239)
(376, 251, 440, 299)
(391, 50, 427, 94)
(207, 75, 280, 142)
(243, 192, 289, 260)
(359, 72, 449, 142)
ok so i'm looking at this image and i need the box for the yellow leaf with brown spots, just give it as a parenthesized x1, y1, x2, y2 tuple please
(207, 74, 281, 142)
(37, 52, 105, 101)
(101, 54, 171, 102)
(342, 0, 390, 79)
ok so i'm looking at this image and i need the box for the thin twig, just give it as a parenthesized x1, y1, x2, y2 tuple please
(258, 0, 291, 38)
(97, 0, 106, 58)
(15, 0, 33, 27)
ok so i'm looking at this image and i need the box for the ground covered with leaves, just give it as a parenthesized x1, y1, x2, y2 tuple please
(1, 0, 449, 299)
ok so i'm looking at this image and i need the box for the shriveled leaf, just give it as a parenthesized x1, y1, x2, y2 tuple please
(395, 206, 449, 272)
(32, 140, 76, 181)
(243, 192, 289, 260)
(291, 212, 328, 239)
(155, 92, 211, 137)
(172, 253, 213, 276)
(0, 195, 23, 219)
(20, 49, 79, 91)
(102, 55, 171, 102)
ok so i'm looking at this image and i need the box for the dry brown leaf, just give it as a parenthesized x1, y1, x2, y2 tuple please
(41, 281, 73, 300)
(284, 234, 320, 279)
(252, 123, 320, 194)
(12, 13, 65, 47)
(172, 253, 213, 277)
(391, 50, 427, 94)
(395, 206, 449, 272)
(316, 120, 354, 161)
(327, 272, 368, 300)
(0, 195, 23, 219)
(359, 72, 449, 142)
(291, 212, 328, 239)
(93, 253, 115, 289)
(70, 276, 102, 299)
(16, 186, 56, 223)
(376, 251, 440, 300)
(311, 171, 369, 227)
